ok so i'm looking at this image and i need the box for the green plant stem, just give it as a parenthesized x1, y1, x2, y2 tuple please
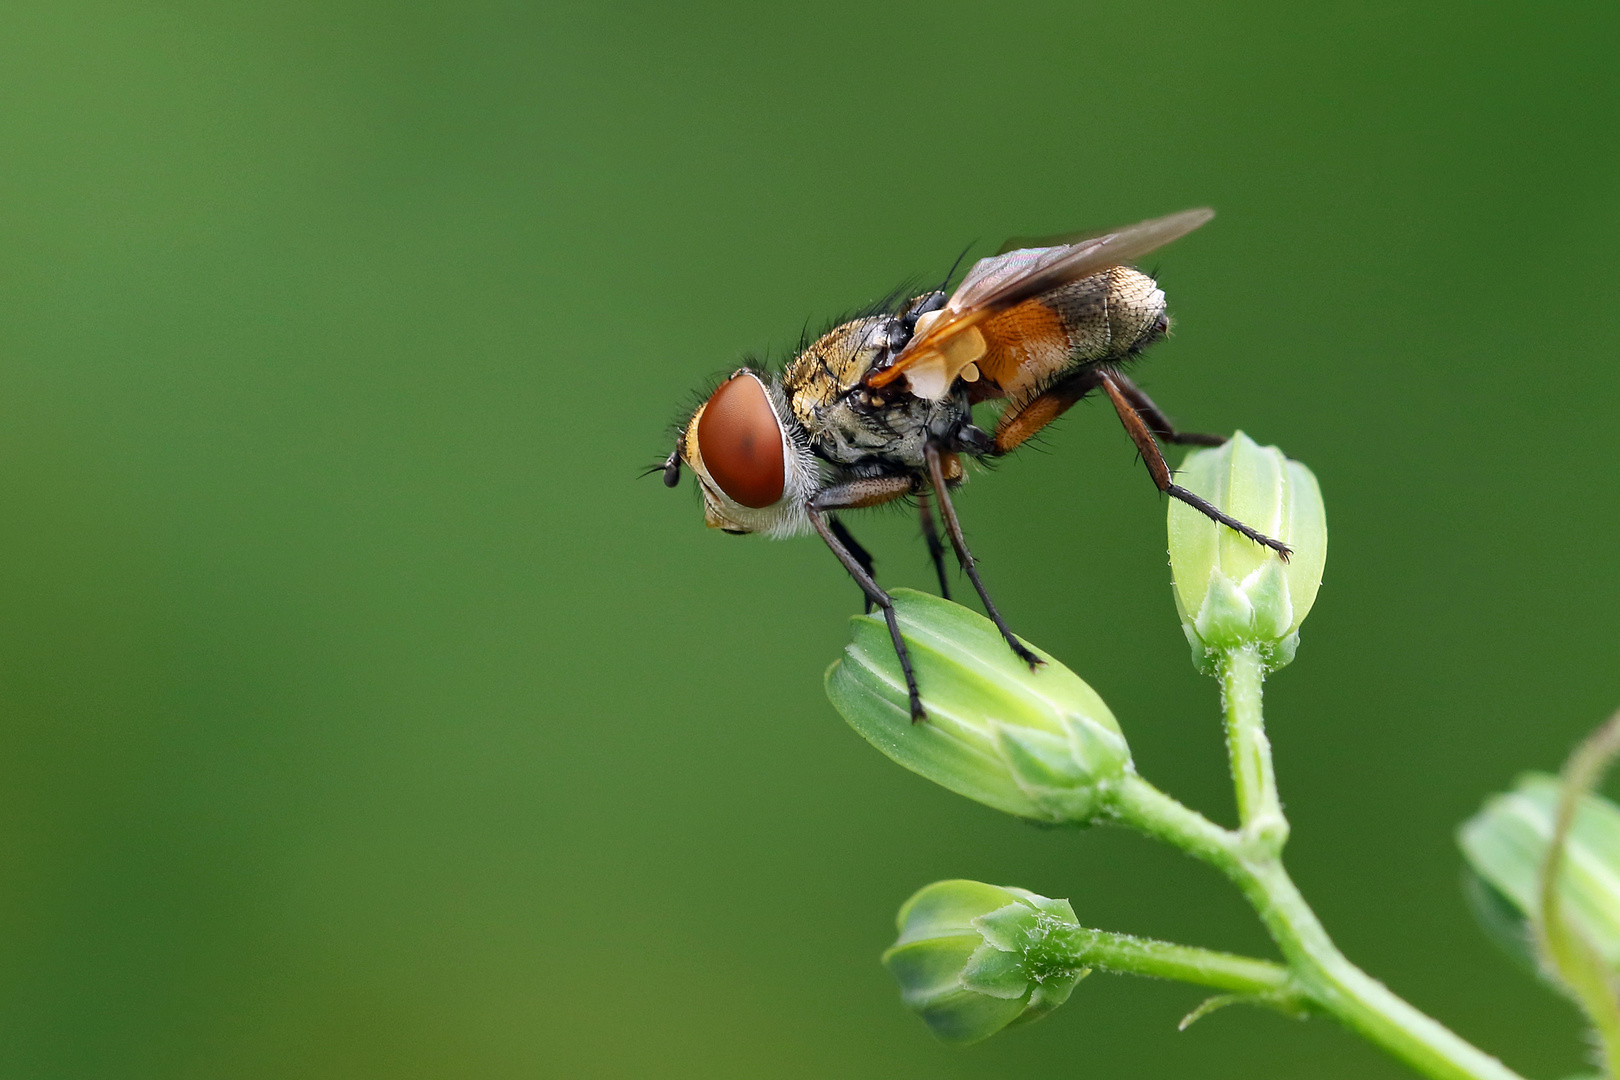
(1541, 709, 1620, 1077)
(1109, 773, 1526, 1080)
(1219, 646, 1287, 851)
(1043, 924, 1303, 1004)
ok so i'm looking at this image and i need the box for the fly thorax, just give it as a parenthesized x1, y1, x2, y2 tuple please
(784, 316, 896, 424)
(784, 310, 971, 468)
(784, 315, 901, 450)
(821, 386, 971, 469)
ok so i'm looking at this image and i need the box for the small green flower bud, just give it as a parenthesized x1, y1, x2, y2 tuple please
(1167, 432, 1327, 672)
(825, 589, 1131, 824)
(882, 879, 1086, 1045)
(1459, 772, 1620, 969)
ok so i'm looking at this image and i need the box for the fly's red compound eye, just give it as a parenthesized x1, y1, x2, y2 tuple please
(695, 373, 787, 508)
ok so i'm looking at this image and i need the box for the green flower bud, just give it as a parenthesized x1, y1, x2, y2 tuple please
(1460, 867, 1540, 976)
(825, 589, 1131, 824)
(1459, 772, 1620, 969)
(882, 879, 1086, 1045)
(1167, 432, 1327, 673)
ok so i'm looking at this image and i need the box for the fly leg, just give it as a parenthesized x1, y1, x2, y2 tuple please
(991, 369, 1290, 557)
(1108, 371, 1226, 446)
(1098, 371, 1292, 559)
(809, 476, 926, 721)
(991, 369, 1103, 453)
(827, 516, 876, 614)
(922, 443, 1041, 670)
(916, 491, 952, 601)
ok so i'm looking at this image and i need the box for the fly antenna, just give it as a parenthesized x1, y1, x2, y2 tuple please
(642, 447, 683, 486)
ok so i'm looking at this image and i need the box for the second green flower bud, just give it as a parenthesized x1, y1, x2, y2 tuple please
(825, 589, 1131, 825)
(1167, 432, 1327, 672)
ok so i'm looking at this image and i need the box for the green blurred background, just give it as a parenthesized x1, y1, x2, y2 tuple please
(0, 1, 1614, 1076)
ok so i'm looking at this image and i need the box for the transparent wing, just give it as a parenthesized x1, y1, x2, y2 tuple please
(948, 207, 1213, 314)
(866, 208, 1212, 396)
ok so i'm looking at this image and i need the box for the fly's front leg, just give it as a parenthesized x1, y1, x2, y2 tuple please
(1109, 371, 1225, 446)
(809, 476, 926, 721)
(916, 491, 952, 601)
(922, 443, 1041, 670)
(1098, 371, 1292, 559)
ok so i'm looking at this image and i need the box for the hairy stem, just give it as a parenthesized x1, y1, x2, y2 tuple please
(1110, 774, 1526, 1080)
(1043, 924, 1303, 1006)
(1219, 646, 1287, 851)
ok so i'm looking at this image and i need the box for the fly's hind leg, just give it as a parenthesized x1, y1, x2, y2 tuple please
(1108, 371, 1225, 447)
(809, 475, 927, 721)
(922, 443, 1041, 670)
(991, 369, 1104, 453)
(1098, 371, 1292, 559)
(988, 365, 1289, 558)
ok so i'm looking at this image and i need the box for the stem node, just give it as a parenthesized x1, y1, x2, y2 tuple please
(1240, 813, 1290, 858)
